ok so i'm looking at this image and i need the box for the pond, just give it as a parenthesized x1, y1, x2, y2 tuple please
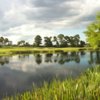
(0, 51, 100, 98)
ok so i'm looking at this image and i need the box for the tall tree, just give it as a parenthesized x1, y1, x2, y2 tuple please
(34, 35, 42, 47)
(53, 36, 59, 47)
(68, 36, 75, 47)
(84, 12, 100, 49)
(74, 34, 80, 47)
(58, 34, 68, 47)
(80, 40, 85, 47)
(8, 41, 12, 46)
(17, 40, 25, 46)
(44, 37, 53, 47)
(58, 34, 64, 46)
(25, 42, 30, 47)
(64, 36, 70, 46)
(0, 37, 4, 46)
(4, 38, 9, 45)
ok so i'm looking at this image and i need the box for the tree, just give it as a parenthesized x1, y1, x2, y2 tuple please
(17, 40, 25, 46)
(25, 42, 30, 47)
(80, 40, 85, 47)
(58, 34, 64, 47)
(64, 36, 70, 46)
(68, 36, 75, 47)
(4, 38, 9, 45)
(8, 41, 12, 46)
(84, 12, 100, 49)
(44, 37, 53, 47)
(53, 36, 59, 47)
(0, 37, 4, 46)
(74, 34, 80, 47)
(67, 35, 80, 47)
(34, 35, 42, 47)
(58, 34, 68, 47)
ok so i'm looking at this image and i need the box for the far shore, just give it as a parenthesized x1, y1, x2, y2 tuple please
(0, 47, 99, 56)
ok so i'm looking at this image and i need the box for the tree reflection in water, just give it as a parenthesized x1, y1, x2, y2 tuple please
(45, 53, 53, 63)
(34, 53, 42, 65)
(0, 51, 100, 66)
(96, 51, 100, 64)
(18, 54, 29, 60)
(80, 51, 86, 56)
(89, 51, 100, 65)
(0, 56, 9, 65)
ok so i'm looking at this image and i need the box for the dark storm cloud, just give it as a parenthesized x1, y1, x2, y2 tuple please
(31, 0, 67, 7)
(25, 0, 80, 22)
(26, 8, 79, 22)
(0, 0, 98, 32)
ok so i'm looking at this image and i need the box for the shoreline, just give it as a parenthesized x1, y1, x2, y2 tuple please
(3, 65, 100, 100)
(0, 47, 97, 56)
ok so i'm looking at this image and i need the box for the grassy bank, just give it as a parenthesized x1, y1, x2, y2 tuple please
(3, 66, 100, 100)
(0, 47, 93, 56)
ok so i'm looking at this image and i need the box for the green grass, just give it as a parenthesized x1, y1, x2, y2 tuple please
(3, 65, 100, 100)
(0, 47, 93, 56)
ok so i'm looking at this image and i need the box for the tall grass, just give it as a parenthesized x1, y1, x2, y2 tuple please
(3, 66, 100, 100)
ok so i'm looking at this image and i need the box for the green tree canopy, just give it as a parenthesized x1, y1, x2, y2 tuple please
(44, 37, 53, 47)
(84, 12, 100, 49)
(34, 35, 42, 47)
(17, 40, 25, 46)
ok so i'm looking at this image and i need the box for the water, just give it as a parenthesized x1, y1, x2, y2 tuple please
(0, 51, 100, 98)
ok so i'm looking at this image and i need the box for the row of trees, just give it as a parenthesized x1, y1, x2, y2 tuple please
(17, 10, 100, 49)
(33, 12, 100, 48)
(0, 37, 12, 46)
(0, 34, 86, 47)
(17, 40, 30, 46)
(34, 34, 86, 47)
(0, 13, 100, 48)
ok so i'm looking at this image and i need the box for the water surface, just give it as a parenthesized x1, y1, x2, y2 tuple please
(0, 51, 100, 98)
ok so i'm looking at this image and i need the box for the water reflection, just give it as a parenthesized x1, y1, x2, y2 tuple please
(0, 56, 9, 65)
(45, 53, 53, 63)
(34, 52, 80, 65)
(96, 51, 100, 64)
(34, 54, 42, 64)
(80, 51, 86, 56)
(89, 51, 100, 65)
(0, 51, 100, 66)
(0, 51, 100, 98)
(18, 54, 29, 60)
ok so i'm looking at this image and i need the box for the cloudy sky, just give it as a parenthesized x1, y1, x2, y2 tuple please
(0, 0, 100, 43)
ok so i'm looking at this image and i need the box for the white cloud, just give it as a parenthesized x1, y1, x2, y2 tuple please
(0, 0, 100, 43)
(6, 24, 57, 43)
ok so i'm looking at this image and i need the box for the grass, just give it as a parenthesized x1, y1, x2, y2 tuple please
(0, 47, 93, 56)
(3, 65, 100, 100)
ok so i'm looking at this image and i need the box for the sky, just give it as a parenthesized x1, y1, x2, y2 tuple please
(0, 0, 100, 44)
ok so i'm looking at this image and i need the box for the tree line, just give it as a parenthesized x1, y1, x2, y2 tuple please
(0, 34, 86, 47)
(26, 12, 100, 48)
(0, 12, 100, 48)
(0, 37, 12, 46)
(33, 34, 85, 47)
